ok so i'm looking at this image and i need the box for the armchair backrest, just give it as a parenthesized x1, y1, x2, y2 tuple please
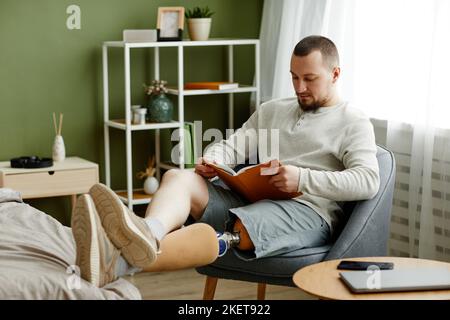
(325, 145, 396, 260)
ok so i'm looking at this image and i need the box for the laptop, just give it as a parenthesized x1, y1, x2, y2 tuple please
(339, 268, 450, 293)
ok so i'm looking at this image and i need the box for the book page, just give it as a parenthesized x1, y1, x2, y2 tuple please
(236, 159, 280, 176)
(205, 162, 236, 176)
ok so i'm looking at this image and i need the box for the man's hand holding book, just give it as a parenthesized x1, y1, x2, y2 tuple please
(194, 157, 218, 179)
(263, 161, 301, 193)
(194, 158, 302, 202)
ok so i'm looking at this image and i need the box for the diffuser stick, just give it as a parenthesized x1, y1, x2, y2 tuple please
(53, 112, 58, 135)
(58, 113, 64, 136)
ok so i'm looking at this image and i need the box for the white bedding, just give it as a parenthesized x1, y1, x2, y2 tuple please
(0, 188, 141, 300)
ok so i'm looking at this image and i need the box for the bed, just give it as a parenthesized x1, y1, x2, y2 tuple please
(0, 188, 141, 299)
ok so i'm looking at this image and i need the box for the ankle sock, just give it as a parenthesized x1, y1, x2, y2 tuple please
(115, 255, 142, 277)
(145, 217, 167, 241)
(216, 231, 240, 257)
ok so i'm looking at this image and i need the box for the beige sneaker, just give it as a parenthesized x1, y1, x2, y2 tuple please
(89, 183, 159, 269)
(71, 194, 120, 287)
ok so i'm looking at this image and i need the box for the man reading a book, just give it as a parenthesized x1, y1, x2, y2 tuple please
(70, 35, 380, 286)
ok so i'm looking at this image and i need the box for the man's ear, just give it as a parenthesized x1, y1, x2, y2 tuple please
(332, 67, 341, 83)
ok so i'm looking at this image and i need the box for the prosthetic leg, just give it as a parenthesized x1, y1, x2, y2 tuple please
(217, 218, 254, 257)
(143, 219, 254, 272)
(143, 223, 219, 272)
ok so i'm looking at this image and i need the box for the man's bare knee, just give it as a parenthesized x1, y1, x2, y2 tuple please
(162, 169, 209, 217)
(162, 168, 184, 181)
(163, 168, 203, 186)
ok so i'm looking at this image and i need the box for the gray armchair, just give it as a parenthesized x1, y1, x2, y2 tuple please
(196, 145, 396, 299)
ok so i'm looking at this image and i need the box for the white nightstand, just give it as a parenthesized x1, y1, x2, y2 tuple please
(0, 157, 99, 208)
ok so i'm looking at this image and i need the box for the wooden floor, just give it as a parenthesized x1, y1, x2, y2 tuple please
(124, 268, 316, 300)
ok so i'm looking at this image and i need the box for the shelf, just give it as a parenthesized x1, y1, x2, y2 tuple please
(104, 38, 259, 48)
(115, 189, 153, 205)
(167, 85, 257, 96)
(103, 37, 259, 210)
(106, 119, 181, 131)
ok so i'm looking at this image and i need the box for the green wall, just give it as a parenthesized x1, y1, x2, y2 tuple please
(0, 0, 263, 225)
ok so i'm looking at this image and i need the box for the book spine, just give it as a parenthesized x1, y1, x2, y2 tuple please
(185, 83, 220, 90)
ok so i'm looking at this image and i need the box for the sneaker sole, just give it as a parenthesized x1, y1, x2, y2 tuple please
(71, 194, 100, 287)
(89, 184, 157, 269)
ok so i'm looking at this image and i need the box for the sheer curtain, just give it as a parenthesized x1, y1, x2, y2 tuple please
(258, 0, 328, 103)
(259, 0, 450, 261)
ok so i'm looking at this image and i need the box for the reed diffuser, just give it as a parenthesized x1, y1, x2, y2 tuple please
(52, 112, 66, 162)
(137, 155, 159, 194)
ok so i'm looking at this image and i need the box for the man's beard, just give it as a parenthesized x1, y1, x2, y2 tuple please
(298, 97, 327, 112)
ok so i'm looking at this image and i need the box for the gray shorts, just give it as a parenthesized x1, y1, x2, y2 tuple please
(198, 178, 330, 260)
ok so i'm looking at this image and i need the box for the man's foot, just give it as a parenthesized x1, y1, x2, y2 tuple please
(71, 194, 120, 287)
(89, 183, 159, 269)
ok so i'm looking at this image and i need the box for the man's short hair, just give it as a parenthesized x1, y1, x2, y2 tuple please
(293, 36, 340, 70)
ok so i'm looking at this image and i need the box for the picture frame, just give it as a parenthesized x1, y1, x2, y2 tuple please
(156, 7, 185, 41)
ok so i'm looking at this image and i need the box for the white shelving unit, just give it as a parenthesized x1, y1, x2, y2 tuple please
(102, 38, 260, 209)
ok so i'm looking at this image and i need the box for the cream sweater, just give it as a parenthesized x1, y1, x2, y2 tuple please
(204, 97, 380, 234)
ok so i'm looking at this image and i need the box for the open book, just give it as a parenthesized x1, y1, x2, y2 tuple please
(205, 160, 302, 203)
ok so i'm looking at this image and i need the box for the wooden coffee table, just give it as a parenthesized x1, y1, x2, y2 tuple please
(293, 257, 450, 300)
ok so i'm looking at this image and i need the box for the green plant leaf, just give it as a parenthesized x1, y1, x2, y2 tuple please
(185, 6, 215, 18)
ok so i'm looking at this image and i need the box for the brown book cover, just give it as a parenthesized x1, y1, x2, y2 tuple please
(205, 160, 302, 203)
(185, 81, 239, 90)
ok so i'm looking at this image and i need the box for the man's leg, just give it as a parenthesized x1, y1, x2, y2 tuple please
(143, 169, 210, 234)
(88, 169, 214, 271)
(71, 193, 218, 287)
(145, 171, 255, 259)
(232, 218, 254, 251)
(228, 199, 330, 260)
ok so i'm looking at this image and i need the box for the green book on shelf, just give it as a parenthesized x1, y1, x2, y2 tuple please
(185, 121, 203, 168)
(183, 122, 194, 168)
(170, 122, 200, 168)
(191, 121, 200, 164)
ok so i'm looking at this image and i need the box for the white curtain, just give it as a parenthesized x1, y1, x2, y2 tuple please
(259, 0, 328, 103)
(259, 0, 450, 261)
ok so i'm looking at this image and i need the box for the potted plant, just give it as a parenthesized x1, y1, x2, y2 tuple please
(185, 6, 215, 41)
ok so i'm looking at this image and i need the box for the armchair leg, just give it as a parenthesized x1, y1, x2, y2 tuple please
(257, 283, 266, 300)
(203, 276, 218, 300)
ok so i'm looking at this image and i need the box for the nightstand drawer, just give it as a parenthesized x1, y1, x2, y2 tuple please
(2, 168, 98, 199)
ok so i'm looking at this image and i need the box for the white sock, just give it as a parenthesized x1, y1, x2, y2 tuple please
(145, 217, 167, 241)
(115, 255, 142, 277)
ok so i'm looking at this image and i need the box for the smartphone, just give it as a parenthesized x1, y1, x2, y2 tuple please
(337, 260, 394, 270)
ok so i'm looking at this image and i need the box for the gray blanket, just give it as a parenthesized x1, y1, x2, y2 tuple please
(0, 188, 141, 300)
